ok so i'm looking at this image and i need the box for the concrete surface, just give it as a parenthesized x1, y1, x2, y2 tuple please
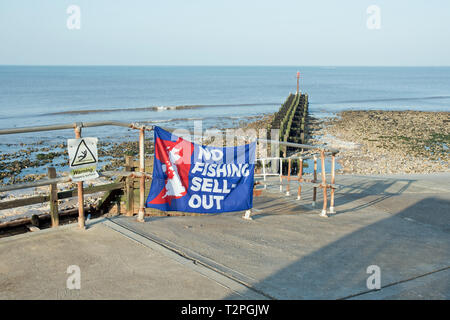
(0, 222, 253, 299)
(0, 173, 449, 299)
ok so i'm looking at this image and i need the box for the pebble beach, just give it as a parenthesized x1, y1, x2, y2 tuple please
(309, 110, 450, 175)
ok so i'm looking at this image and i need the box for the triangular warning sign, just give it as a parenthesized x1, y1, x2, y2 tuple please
(71, 139, 97, 166)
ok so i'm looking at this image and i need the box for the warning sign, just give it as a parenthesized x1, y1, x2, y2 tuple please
(70, 139, 97, 166)
(68, 137, 99, 182)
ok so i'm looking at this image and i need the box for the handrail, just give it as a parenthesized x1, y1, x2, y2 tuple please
(0, 121, 153, 135)
(159, 127, 340, 154)
(256, 152, 334, 161)
(0, 121, 339, 153)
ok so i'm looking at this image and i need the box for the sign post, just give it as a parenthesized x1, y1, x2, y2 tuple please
(68, 130, 99, 229)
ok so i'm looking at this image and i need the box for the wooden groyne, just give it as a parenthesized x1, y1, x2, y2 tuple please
(0, 105, 339, 236)
(269, 92, 309, 156)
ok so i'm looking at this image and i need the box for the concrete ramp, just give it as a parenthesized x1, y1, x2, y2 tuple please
(1, 173, 449, 299)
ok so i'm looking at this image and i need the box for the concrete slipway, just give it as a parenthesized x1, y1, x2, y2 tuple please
(0, 173, 449, 299)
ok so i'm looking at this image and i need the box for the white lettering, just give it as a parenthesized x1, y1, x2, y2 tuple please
(188, 194, 201, 208)
(190, 177, 202, 192)
(201, 178, 213, 192)
(191, 162, 204, 174)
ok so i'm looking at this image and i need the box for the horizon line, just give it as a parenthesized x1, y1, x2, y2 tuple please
(1, 64, 450, 68)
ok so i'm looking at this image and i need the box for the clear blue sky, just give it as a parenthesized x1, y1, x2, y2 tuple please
(0, 0, 449, 66)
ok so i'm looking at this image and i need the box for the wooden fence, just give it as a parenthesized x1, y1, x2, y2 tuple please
(0, 155, 149, 231)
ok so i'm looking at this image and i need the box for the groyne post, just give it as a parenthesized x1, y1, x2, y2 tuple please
(48, 167, 59, 227)
(296, 71, 300, 94)
(74, 125, 85, 229)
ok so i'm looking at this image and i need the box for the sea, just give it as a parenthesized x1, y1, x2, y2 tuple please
(0, 66, 449, 177)
(1, 66, 450, 141)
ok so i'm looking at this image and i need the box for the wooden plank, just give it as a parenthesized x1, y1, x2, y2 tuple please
(96, 188, 121, 213)
(0, 183, 123, 211)
(0, 206, 93, 230)
(57, 182, 123, 199)
(0, 195, 49, 210)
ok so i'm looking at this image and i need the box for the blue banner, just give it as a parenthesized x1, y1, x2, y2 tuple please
(146, 126, 256, 213)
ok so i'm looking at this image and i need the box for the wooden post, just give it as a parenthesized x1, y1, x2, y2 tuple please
(125, 155, 134, 216)
(48, 167, 59, 227)
(74, 126, 85, 229)
(296, 71, 300, 94)
(297, 158, 303, 200)
(330, 153, 336, 214)
(312, 155, 317, 207)
(286, 158, 291, 196)
(320, 150, 328, 217)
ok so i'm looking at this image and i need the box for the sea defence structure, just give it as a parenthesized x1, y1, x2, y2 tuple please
(269, 92, 309, 157)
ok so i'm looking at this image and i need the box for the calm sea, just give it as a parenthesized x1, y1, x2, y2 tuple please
(1, 66, 449, 146)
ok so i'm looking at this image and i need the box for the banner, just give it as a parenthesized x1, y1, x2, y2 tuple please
(146, 127, 256, 213)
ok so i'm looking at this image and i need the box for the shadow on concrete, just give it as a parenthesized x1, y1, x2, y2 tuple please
(326, 177, 414, 216)
(105, 175, 449, 299)
(251, 177, 416, 220)
(225, 197, 450, 299)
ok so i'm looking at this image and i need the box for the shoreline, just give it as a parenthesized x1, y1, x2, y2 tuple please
(309, 110, 449, 175)
(238, 109, 449, 175)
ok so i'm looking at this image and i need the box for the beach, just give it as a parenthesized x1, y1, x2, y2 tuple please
(309, 110, 449, 175)
(1, 110, 449, 182)
(238, 109, 449, 175)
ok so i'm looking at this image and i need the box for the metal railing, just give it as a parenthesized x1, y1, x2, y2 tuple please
(1, 121, 152, 228)
(0, 121, 340, 229)
(0, 121, 149, 135)
(253, 151, 338, 218)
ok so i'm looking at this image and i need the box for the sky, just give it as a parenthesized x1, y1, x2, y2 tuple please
(0, 0, 449, 66)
